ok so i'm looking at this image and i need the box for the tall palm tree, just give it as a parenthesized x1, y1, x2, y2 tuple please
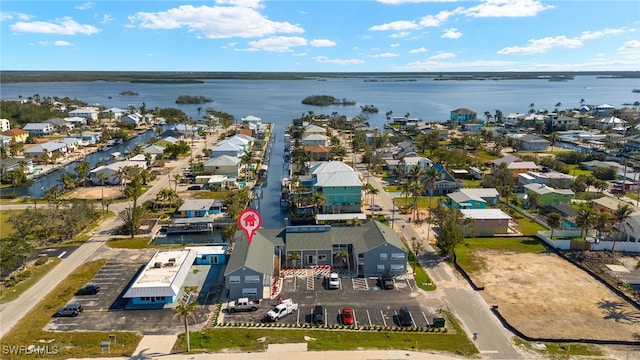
(368, 186, 380, 215)
(335, 249, 349, 271)
(425, 167, 439, 240)
(612, 204, 634, 251)
(548, 132, 558, 151)
(575, 207, 596, 239)
(173, 301, 197, 353)
(546, 212, 562, 240)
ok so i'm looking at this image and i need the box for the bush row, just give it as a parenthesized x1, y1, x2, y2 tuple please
(215, 321, 448, 333)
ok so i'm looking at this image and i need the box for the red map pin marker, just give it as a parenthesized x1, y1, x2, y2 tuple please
(237, 209, 262, 244)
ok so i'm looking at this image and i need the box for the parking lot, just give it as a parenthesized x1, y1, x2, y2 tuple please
(45, 260, 211, 335)
(222, 274, 445, 328)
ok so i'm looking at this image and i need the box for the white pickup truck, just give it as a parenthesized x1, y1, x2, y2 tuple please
(266, 298, 298, 321)
(227, 297, 261, 313)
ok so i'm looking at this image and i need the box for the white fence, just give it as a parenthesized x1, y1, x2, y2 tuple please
(537, 230, 640, 252)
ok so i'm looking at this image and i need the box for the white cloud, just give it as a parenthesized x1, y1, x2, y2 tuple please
(54, 40, 72, 46)
(129, 4, 304, 39)
(74, 2, 95, 10)
(418, 10, 456, 27)
(579, 28, 627, 40)
(619, 39, 640, 51)
(390, 43, 400, 48)
(369, 20, 419, 31)
(462, 0, 554, 18)
(215, 0, 263, 9)
(390, 31, 411, 38)
(409, 47, 428, 53)
(498, 35, 583, 54)
(0, 11, 32, 21)
(101, 14, 113, 24)
(441, 28, 462, 39)
(370, 52, 399, 58)
(312, 56, 365, 65)
(429, 52, 455, 59)
(377, 0, 461, 3)
(10, 17, 100, 35)
(247, 36, 307, 52)
(310, 39, 336, 47)
(401, 59, 515, 71)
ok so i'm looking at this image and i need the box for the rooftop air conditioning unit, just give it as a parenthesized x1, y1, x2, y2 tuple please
(154, 262, 163, 268)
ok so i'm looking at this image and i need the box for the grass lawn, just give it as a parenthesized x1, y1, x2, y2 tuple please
(460, 179, 482, 188)
(191, 191, 229, 200)
(383, 185, 402, 192)
(404, 243, 436, 291)
(566, 164, 592, 177)
(182, 312, 477, 357)
(513, 338, 603, 357)
(470, 149, 500, 163)
(454, 237, 547, 274)
(394, 196, 445, 210)
(0, 258, 62, 304)
(0, 210, 14, 239)
(515, 215, 546, 236)
(106, 237, 182, 249)
(0, 259, 141, 359)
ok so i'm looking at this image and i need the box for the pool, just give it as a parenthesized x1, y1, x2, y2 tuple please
(153, 230, 225, 245)
(562, 219, 578, 229)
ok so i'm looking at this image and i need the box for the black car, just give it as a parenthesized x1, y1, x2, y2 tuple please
(53, 304, 83, 317)
(313, 305, 324, 324)
(398, 307, 413, 327)
(381, 275, 394, 290)
(76, 285, 100, 295)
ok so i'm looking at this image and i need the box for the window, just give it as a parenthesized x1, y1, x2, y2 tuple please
(391, 264, 405, 272)
(377, 264, 385, 272)
(229, 276, 240, 283)
(391, 253, 405, 260)
(242, 288, 258, 296)
(244, 275, 260, 283)
(379, 253, 388, 260)
(318, 254, 327, 262)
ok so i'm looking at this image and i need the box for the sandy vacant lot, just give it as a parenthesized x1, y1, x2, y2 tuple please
(65, 186, 123, 200)
(474, 251, 639, 341)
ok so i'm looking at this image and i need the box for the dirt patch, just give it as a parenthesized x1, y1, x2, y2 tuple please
(473, 251, 640, 341)
(65, 186, 122, 200)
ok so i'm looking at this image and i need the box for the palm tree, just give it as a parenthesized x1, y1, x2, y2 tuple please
(287, 251, 300, 268)
(594, 210, 612, 239)
(548, 132, 558, 151)
(241, 150, 253, 180)
(575, 207, 596, 239)
(173, 173, 182, 192)
(173, 301, 197, 353)
(547, 212, 562, 240)
(527, 192, 541, 211)
(335, 249, 349, 270)
(612, 204, 633, 251)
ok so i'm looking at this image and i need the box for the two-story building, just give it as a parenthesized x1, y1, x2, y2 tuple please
(0, 118, 10, 132)
(450, 108, 477, 124)
(446, 188, 500, 209)
(523, 183, 574, 206)
(310, 161, 362, 214)
(2, 128, 29, 143)
(203, 155, 241, 177)
(68, 107, 99, 120)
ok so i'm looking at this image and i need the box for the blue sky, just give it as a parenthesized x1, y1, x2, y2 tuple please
(1, 0, 639, 72)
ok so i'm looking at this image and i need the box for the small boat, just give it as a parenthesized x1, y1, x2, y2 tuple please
(633, 89, 640, 93)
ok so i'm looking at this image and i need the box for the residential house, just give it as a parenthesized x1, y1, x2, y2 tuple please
(546, 114, 580, 130)
(420, 127, 449, 141)
(189, 246, 228, 265)
(175, 199, 216, 218)
(431, 165, 463, 195)
(23, 142, 68, 160)
(89, 160, 146, 185)
(225, 230, 277, 299)
(210, 142, 244, 159)
(58, 138, 81, 153)
(597, 116, 626, 130)
(301, 134, 329, 147)
(580, 160, 624, 171)
(143, 144, 166, 157)
(303, 124, 327, 136)
(591, 196, 640, 215)
(203, 155, 241, 177)
(523, 183, 574, 206)
(490, 154, 521, 168)
(23, 122, 55, 136)
(595, 104, 615, 115)
(218, 135, 251, 152)
(102, 107, 128, 119)
(241, 115, 262, 126)
(0, 158, 33, 177)
(158, 129, 185, 140)
(512, 134, 549, 151)
(64, 117, 87, 127)
(68, 107, 99, 120)
(121, 113, 146, 127)
(503, 113, 526, 127)
(310, 161, 362, 214)
(0, 135, 11, 147)
(172, 124, 199, 134)
(460, 209, 512, 236)
(450, 108, 477, 124)
(0, 118, 11, 132)
(446, 188, 500, 209)
(400, 156, 433, 175)
(518, 171, 574, 189)
(47, 118, 73, 132)
(79, 131, 102, 145)
(303, 145, 331, 161)
(506, 161, 539, 182)
(2, 129, 29, 143)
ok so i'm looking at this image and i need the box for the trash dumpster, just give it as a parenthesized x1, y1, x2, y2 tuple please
(432, 317, 445, 328)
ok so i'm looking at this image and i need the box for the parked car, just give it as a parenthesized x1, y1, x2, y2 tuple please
(53, 304, 83, 317)
(381, 275, 394, 290)
(76, 285, 100, 296)
(341, 308, 354, 325)
(328, 272, 340, 289)
(266, 299, 298, 321)
(227, 297, 261, 313)
(313, 305, 325, 324)
(398, 307, 413, 327)
(370, 204, 383, 211)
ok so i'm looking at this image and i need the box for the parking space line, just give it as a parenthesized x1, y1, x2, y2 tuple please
(366, 310, 372, 326)
(381, 310, 387, 327)
(421, 312, 429, 327)
(406, 278, 414, 292)
(353, 309, 358, 327)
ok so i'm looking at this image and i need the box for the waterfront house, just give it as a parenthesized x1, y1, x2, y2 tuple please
(301, 134, 329, 147)
(512, 134, 549, 151)
(0, 158, 32, 176)
(122, 113, 146, 127)
(102, 107, 128, 119)
(450, 108, 477, 124)
(89, 160, 146, 185)
(65, 117, 87, 127)
(503, 113, 527, 127)
(47, 118, 73, 132)
(2, 129, 29, 143)
(79, 131, 102, 145)
(68, 107, 99, 120)
(303, 145, 331, 161)
(0, 119, 10, 132)
(158, 129, 185, 140)
(595, 104, 615, 115)
(460, 209, 511, 236)
(241, 115, 262, 126)
(210, 142, 244, 158)
(523, 183, 574, 206)
(203, 155, 241, 177)
(58, 137, 81, 153)
(310, 161, 362, 214)
(176, 199, 216, 218)
(546, 114, 580, 130)
(24, 141, 68, 160)
(217, 136, 250, 152)
(188, 246, 228, 265)
(446, 188, 500, 209)
(23, 122, 55, 136)
(597, 116, 626, 130)
(143, 144, 166, 157)
(303, 124, 327, 136)
(225, 231, 276, 300)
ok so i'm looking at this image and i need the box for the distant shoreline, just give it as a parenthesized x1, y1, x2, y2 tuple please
(0, 70, 638, 83)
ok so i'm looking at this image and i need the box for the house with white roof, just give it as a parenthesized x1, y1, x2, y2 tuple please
(176, 199, 216, 218)
(58, 137, 81, 152)
(503, 113, 526, 126)
(68, 107, 99, 120)
(301, 134, 329, 147)
(122, 113, 146, 127)
(0, 134, 11, 147)
(241, 115, 262, 126)
(310, 161, 362, 214)
(23, 122, 55, 136)
(460, 209, 512, 236)
(89, 160, 147, 185)
(102, 107, 128, 119)
(64, 116, 87, 127)
(123, 249, 198, 307)
(218, 135, 251, 151)
(210, 142, 244, 158)
(399, 156, 432, 174)
(23, 141, 68, 159)
(447, 188, 500, 209)
(518, 171, 574, 189)
(303, 124, 327, 136)
(596, 116, 626, 130)
(79, 131, 102, 145)
(203, 155, 241, 177)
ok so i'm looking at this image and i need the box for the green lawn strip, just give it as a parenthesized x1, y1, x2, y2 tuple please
(191, 191, 230, 200)
(383, 185, 402, 192)
(184, 314, 477, 357)
(106, 237, 182, 249)
(455, 237, 547, 274)
(469, 149, 500, 163)
(0, 258, 62, 304)
(509, 212, 546, 236)
(566, 164, 592, 177)
(513, 338, 604, 357)
(0, 259, 141, 360)
(394, 196, 445, 210)
(0, 210, 14, 238)
(403, 243, 436, 291)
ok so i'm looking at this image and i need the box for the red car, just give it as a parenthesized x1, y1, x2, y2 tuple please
(341, 308, 354, 325)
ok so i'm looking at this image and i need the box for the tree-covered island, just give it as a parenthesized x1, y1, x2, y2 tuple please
(301, 95, 356, 106)
(175, 95, 214, 104)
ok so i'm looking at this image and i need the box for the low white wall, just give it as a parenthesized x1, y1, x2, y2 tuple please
(537, 230, 640, 252)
